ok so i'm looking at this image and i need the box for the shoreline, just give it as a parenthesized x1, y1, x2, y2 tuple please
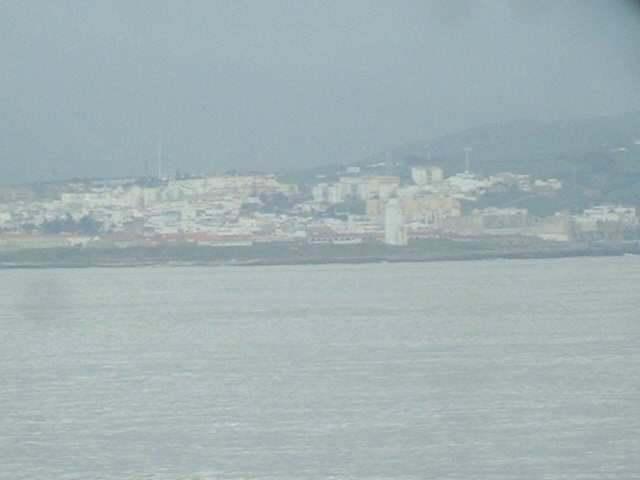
(0, 244, 638, 269)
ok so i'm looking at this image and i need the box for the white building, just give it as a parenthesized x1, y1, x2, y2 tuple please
(573, 205, 638, 239)
(327, 185, 344, 204)
(445, 172, 490, 196)
(579, 205, 637, 226)
(411, 166, 444, 186)
(312, 183, 329, 203)
(533, 178, 563, 193)
(0, 211, 11, 227)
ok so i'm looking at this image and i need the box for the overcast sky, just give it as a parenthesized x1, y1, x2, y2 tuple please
(1, 0, 639, 182)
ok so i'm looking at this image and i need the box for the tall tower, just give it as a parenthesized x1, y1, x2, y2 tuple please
(384, 199, 408, 246)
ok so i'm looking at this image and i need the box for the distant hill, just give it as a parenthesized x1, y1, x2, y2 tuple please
(383, 111, 640, 207)
(393, 111, 640, 175)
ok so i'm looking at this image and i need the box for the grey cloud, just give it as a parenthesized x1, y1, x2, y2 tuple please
(1, 0, 639, 183)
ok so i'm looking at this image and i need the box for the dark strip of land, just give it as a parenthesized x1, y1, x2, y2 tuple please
(1, 239, 638, 269)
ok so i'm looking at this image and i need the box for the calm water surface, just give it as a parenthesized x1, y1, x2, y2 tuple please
(1, 257, 639, 479)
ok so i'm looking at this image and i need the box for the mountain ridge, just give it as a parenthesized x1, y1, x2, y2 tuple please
(388, 110, 640, 179)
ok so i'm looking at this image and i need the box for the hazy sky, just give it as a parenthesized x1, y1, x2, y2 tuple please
(1, 0, 640, 182)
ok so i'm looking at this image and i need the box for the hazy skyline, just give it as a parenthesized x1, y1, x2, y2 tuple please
(2, 0, 640, 182)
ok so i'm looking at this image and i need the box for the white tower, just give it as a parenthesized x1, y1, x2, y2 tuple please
(384, 199, 408, 246)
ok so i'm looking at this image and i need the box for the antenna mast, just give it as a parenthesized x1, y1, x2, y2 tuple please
(464, 147, 472, 173)
(157, 141, 163, 179)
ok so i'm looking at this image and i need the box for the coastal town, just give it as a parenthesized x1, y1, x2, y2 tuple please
(0, 158, 638, 257)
